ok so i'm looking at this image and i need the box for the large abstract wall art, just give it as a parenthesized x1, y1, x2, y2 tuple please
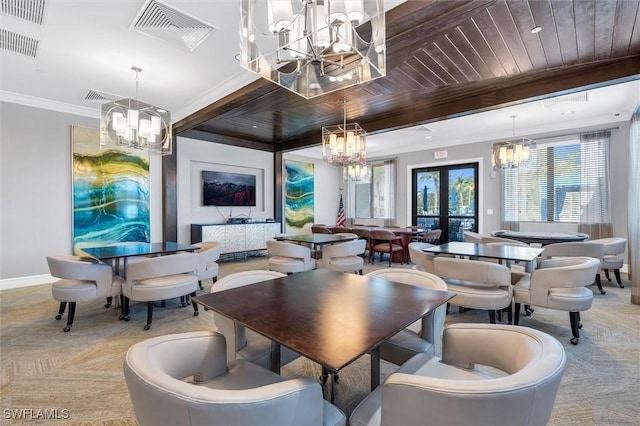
(284, 160, 314, 232)
(72, 126, 150, 252)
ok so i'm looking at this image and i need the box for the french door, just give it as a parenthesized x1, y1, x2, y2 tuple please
(412, 163, 479, 243)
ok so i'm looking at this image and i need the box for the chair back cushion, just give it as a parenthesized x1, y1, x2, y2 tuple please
(376, 324, 566, 426)
(211, 271, 285, 361)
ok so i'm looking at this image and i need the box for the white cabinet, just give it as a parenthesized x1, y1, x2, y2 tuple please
(191, 222, 281, 254)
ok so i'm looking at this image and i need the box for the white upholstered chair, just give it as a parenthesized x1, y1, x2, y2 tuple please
(541, 241, 607, 294)
(124, 331, 346, 426)
(514, 256, 601, 345)
(463, 230, 484, 243)
(589, 237, 627, 288)
(122, 253, 199, 330)
(408, 242, 438, 273)
(321, 239, 366, 274)
(365, 269, 448, 363)
(266, 239, 315, 274)
(193, 241, 222, 290)
(350, 323, 566, 426)
(434, 257, 513, 323)
(47, 255, 123, 332)
(211, 270, 301, 369)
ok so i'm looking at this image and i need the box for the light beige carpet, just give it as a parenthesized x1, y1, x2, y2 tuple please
(1, 255, 639, 425)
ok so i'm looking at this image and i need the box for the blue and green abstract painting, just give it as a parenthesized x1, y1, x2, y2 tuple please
(72, 127, 150, 252)
(284, 160, 314, 230)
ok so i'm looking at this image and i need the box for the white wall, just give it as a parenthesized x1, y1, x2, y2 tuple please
(283, 152, 342, 234)
(0, 102, 162, 283)
(177, 137, 276, 243)
(392, 120, 630, 244)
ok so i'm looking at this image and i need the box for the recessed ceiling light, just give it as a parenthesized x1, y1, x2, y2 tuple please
(561, 110, 575, 115)
(530, 26, 542, 34)
(424, 136, 432, 139)
(252, 125, 257, 128)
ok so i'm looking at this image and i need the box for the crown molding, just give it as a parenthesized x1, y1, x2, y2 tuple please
(0, 90, 99, 118)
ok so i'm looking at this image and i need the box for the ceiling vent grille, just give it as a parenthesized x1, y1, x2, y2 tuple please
(541, 92, 589, 109)
(0, 28, 39, 58)
(130, 0, 217, 52)
(1, 0, 47, 25)
(84, 89, 125, 103)
(403, 124, 434, 133)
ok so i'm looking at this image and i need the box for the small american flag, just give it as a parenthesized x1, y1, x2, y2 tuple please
(336, 194, 346, 227)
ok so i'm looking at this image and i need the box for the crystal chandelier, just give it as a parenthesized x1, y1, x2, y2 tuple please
(492, 115, 536, 169)
(239, 0, 386, 98)
(322, 99, 366, 175)
(100, 66, 172, 155)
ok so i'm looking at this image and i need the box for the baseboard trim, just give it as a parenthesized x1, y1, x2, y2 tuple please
(1, 274, 54, 291)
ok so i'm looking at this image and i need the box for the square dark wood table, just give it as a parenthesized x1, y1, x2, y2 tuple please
(274, 233, 358, 258)
(423, 241, 543, 272)
(193, 269, 454, 399)
(80, 241, 197, 277)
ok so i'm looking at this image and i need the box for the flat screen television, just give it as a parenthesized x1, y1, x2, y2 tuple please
(202, 170, 256, 206)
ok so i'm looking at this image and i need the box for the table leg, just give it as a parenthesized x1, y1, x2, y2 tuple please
(371, 346, 380, 391)
(270, 340, 281, 375)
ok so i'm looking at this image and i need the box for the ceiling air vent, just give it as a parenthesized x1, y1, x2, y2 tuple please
(541, 92, 589, 110)
(1, 0, 47, 25)
(0, 28, 39, 58)
(84, 89, 124, 103)
(130, 0, 218, 52)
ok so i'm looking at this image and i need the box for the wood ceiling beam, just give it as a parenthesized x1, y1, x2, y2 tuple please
(275, 56, 640, 152)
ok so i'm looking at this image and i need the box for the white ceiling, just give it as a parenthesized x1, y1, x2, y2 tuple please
(1, 0, 638, 156)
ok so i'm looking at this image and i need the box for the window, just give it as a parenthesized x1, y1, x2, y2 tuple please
(504, 132, 610, 224)
(354, 160, 395, 219)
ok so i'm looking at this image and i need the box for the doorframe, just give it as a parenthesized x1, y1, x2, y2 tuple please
(406, 157, 485, 234)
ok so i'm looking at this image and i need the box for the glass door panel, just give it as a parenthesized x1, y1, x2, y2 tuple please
(413, 163, 478, 243)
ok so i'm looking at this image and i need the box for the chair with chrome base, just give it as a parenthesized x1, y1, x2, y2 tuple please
(47, 255, 123, 332)
(124, 331, 346, 426)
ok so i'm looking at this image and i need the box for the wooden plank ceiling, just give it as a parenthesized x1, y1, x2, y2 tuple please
(174, 0, 640, 153)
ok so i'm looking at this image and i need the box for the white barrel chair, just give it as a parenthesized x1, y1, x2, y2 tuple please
(321, 239, 366, 274)
(434, 257, 513, 324)
(350, 323, 567, 426)
(211, 270, 301, 369)
(589, 237, 627, 288)
(124, 331, 346, 426)
(514, 256, 601, 345)
(193, 241, 222, 290)
(266, 240, 315, 274)
(365, 269, 448, 363)
(47, 255, 123, 332)
(122, 252, 199, 330)
(541, 241, 607, 294)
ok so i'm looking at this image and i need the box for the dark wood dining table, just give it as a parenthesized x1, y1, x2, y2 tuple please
(274, 233, 358, 258)
(423, 241, 544, 272)
(193, 269, 454, 402)
(80, 241, 196, 277)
